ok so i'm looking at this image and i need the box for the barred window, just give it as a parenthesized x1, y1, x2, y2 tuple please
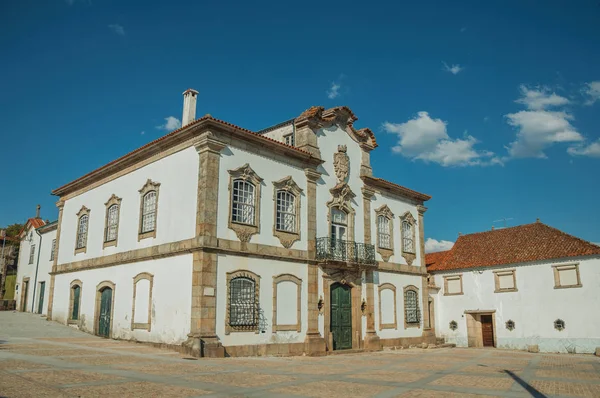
(141, 191, 157, 233)
(276, 191, 295, 232)
(50, 239, 56, 261)
(404, 289, 420, 324)
(402, 221, 414, 253)
(377, 215, 391, 249)
(105, 204, 119, 242)
(231, 180, 255, 225)
(229, 277, 257, 327)
(29, 244, 35, 264)
(76, 215, 88, 249)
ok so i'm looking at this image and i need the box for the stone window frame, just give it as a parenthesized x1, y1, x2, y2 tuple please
(272, 176, 303, 249)
(131, 272, 154, 331)
(138, 179, 161, 241)
(494, 269, 518, 293)
(400, 211, 417, 265)
(326, 183, 356, 242)
(74, 206, 91, 255)
(552, 263, 582, 289)
(68, 279, 83, 325)
(375, 204, 394, 262)
(272, 273, 302, 333)
(283, 133, 295, 146)
(50, 239, 56, 261)
(103, 194, 122, 249)
(378, 283, 397, 330)
(94, 280, 116, 338)
(225, 269, 261, 335)
(403, 285, 421, 329)
(228, 164, 263, 243)
(443, 274, 464, 296)
(28, 244, 35, 264)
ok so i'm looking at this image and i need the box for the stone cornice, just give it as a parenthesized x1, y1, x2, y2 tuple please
(362, 176, 431, 203)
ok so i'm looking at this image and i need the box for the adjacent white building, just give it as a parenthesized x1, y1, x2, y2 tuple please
(43, 90, 434, 357)
(14, 208, 57, 316)
(426, 221, 600, 354)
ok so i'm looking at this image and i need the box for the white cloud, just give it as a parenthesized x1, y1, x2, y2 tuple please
(156, 116, 181, 131)
(582, 81, 600, 106)
(505, 110, 583, 158)
(515, 85, 570, 110)
(327, 82, 341, 99)
(442, 62, 463, 75)
(108, 24, 125, 36)
(483, 116, 489, 122)
(567, 139, 600, 158)
(460, 27, 467, 33)
(140, 131, 145, 135)
(383, 111, 499, 167)
(425, 238, 454, 253)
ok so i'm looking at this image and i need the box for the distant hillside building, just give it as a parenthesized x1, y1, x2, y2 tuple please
(426, 221, 600, 354)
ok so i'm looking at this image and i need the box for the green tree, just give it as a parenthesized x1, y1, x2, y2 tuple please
(2, 223, 23, 238)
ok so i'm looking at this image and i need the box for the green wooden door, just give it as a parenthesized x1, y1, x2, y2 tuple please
(37, 282, 45, 314)
(98, 288, 112, 338)
(22, 281, 29, 312)
(330, 283, 352, 350)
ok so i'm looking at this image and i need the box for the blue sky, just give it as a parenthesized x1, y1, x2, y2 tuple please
(1, 0, 599, 249)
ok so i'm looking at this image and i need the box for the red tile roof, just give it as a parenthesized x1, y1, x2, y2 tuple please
(17, 218, 46, 238)
(426, 222, 600, 272)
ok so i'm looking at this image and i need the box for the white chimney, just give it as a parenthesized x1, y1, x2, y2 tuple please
(182, 88, 199, 126)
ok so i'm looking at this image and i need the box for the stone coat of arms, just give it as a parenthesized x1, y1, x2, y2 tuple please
(333, 145, 349, 182)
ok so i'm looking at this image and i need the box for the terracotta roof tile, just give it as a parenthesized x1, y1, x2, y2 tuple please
(426, 222, 600, 272)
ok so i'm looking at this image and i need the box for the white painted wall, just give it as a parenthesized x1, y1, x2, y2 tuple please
(216, 254, 308, 346)
(370, 192, 421, 266)
(52, 254, 193, 344)
(432, 256, 600, 353)
(15, 225, 56, 315)
(218, 145, 308, 250)
(58, 147, 199, 265)
(374, 271, 424, 339)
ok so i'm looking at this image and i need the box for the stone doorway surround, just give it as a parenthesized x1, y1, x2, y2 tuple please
(322, 267, 363, 351)
(464, 310, 497, 348)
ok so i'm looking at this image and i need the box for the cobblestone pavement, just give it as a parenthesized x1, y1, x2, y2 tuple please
(1, 312, 600, 397)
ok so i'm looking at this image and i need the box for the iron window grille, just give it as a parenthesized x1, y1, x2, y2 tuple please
(50, 239, 56, 261)
(316, 237, 377, 266)
(229, 277, 257, 328)
(76, 215, 88, 249)
(402, 221, 415, 253)
(28, 244, 35, 264)
(506, 320, 515, 331)
(141, 191, 157, 233)
(554, 319, 565, 331)
(276, 190, 295, 232)
(404, 289, 420, 324)
(105, 204, 119, 242)
(231, 180, 256, 225)
(377, 215, 391, 249)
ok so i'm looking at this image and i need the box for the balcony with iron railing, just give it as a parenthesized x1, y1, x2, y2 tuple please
(316, 237, 377, 267)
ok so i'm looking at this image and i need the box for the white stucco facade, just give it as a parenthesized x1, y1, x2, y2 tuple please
(432, 256, 600, 354)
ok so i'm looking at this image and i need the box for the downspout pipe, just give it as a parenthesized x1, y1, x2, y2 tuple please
(31, 228, 43, 313)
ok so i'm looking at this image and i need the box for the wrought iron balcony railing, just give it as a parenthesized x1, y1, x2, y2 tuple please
(316, 237, 377, 266)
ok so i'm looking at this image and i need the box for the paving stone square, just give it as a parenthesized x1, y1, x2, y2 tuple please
(1, 312, 600, 398)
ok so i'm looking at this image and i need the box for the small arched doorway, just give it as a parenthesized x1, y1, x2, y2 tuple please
(330, 282, 352, 350)
(95, 283, 115, 338)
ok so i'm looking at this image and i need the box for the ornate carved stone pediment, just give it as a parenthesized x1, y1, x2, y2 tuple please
(328, 182, 356, 208)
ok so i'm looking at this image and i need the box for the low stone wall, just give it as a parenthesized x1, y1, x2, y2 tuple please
(224, 342, 307, 357)
(0, 300, 16, 311)
(380, 335, 436, 348)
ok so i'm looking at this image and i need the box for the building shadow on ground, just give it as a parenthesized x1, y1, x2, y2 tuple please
(504, 370, 547, 398)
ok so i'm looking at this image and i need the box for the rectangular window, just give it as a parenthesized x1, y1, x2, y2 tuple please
(553, 264, 581, 289)
(29, 245, 35, 264)
(284, 133, 295, 146)
(377, 216, 391, 249)
(231, 180, 256, 225)
(276, 191, 296, 232)
(444, 275, 463, 296)
(50, 239, 56, 261)
(494, 269, 517, 292)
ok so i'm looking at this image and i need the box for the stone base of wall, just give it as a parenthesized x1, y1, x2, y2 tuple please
(224, 342, 307, 357)
(380, 335, 437, 349)
(0, 300, 16, 311)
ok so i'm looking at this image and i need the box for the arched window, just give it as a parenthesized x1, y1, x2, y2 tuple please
(105, 205, 119, 242)
(141, 191, 157, 233)
(76, 215, 88, 249)
(402, 220, 414, 253)
(404, 286, 420, 326)
(231, 179, 256, 225)
(229, 277, 257, 327)
(276, 190, 296, 232)
(377, 215, 391, 249)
